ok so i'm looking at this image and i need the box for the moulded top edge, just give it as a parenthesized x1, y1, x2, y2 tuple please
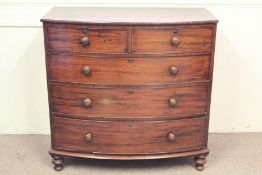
(40, 7, 218, 25)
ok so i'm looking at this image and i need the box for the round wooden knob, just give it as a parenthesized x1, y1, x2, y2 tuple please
(168, 97, 177, 107)
(169, 66, 178, 75)
(85, 132, 93, 142)
(171, 37, 181, 47)
(80, 36, 90, 47)
(83, 98, 92, 107)
(82, 66, 91, 76)
(167, 133, 176, 142)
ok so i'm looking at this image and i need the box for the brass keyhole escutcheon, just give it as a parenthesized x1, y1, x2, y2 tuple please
(128, 58, 134, 63)
(128, 88, 134, 94)
(127, 121, 133, 127)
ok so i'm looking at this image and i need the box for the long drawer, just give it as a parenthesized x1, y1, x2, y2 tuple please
(49, 54, 210, 85)
(52, 116, 207, 154)
(51, 83, 208, 118)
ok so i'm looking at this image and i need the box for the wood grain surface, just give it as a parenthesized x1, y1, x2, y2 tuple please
(51, 83, 208, 118)
(49, 148, 209, 160)
(41, 8, 217, 167)
(52, 116, 207, 154)
(41, 7, 218, 25)
(133, 26, 213, 54)
(47, 25, 128, 54)
(49, 54, 210, 85)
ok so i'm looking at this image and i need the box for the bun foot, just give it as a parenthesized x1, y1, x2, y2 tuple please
(51, 155, 64, 171)
(194, 155, 207, 171)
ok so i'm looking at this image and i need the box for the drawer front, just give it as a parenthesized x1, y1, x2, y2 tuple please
(51, 84, 208, 118)
(47, 25, 128, 53)
(52, 116, 207, 154)
(49, 54, 210, 85)
(133, 26, 213, 54)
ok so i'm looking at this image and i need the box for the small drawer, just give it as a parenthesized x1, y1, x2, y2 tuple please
(51, 84, 208, 119)
(47, 25, 128, 54)
(52, 116, 207, 154)
(49, 54, 210, 85)
(132, 25, 213, 54)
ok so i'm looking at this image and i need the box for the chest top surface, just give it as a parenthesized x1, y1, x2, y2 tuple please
(41, 7, 218, 25)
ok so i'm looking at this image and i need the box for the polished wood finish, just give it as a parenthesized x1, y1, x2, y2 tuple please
(81, 66, 91, 76)
(52, 116, 207, 154)
(51, 84, 208, 118)
(49, 148, 209, 160)
(132, 26, 213, 54)
(171, 36, 181, 47)
(41, 7, 217, 171)
(51, 155, 64, 171)
(41, 8, 218, 25)
(169, 66, 179, 75)
(84, 132, 93, 142)
(47, 25, 128, 54)
(80, 36, 90, 47)
(168, 97, 177, 107)
(194, 155, 207, 171)
(167, 133, 176, 142)
(49, 54, 210, 85)
(82, 98, 92, 107)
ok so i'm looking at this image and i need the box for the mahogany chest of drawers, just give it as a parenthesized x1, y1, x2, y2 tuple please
(41, 7, 218, 171)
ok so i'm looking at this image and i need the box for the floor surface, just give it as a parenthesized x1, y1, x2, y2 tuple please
(0, 133, 261, 175)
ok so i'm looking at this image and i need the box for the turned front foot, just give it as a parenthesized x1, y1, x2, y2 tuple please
(51, 155, 64, 171)
(194, 155, 207, 171)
